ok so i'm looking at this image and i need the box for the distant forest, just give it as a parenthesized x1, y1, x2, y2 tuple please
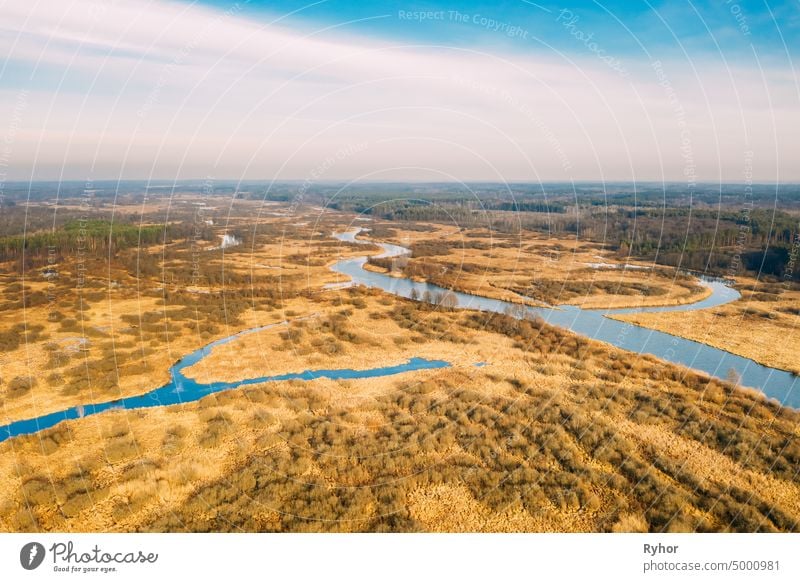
(3, 181, 799, 279)
(321, 183, 800, 280)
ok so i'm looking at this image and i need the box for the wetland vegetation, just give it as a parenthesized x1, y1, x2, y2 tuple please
(0, 182, 798, 533)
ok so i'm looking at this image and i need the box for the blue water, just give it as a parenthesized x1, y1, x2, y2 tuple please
(0, 318, 450, 443)
(3, 227, 797, 443)
(332, 229, 799, 408)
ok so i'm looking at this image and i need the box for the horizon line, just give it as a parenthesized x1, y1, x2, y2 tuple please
(5, 179, 800, 187)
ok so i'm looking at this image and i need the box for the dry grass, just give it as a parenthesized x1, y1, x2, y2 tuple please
(610, 281, 800, 374)
(1, 292, 798, 533)
(364, 224, 711, 309)
(1, 205, 798, 533)
(0, 209, 369, 425)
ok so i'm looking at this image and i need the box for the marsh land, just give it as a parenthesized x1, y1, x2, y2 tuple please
(0, 182, 798, 532)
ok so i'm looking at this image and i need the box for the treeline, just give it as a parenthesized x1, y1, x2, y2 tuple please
(490, 201, 567, 213)
(0, 220, 181, 263)
(614, 208, 799, 277)
(351, 196, 800, 279)
(330, 198, 567, 221)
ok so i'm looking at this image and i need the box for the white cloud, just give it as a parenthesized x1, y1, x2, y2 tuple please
(0, 0, 797, 182)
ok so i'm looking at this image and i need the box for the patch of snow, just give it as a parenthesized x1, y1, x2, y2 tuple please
(323, 282, 355, 290)
(220, 234, 241, 249)
(584, 262, 650, 270)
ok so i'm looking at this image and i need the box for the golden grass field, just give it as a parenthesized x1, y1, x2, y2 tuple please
(364, 223, 713, 309)
(366, 223, 799, 375)
(1, 200, 798, 532)
(610, 282, 800, 375)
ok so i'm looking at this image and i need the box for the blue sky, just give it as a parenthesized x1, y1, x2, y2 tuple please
(201, 0, 800, 62)
(1, 0, 798, 182)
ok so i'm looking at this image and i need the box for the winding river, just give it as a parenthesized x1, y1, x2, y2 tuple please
(332, 228, 798, 408)
(0, 321, 449, 443)
(1, 228, 797, 443)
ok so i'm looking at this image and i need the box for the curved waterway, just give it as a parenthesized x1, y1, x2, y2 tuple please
(332, 228, 799, 408)
(0, 320, 449, 443)
(2, 229, 797, 443)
